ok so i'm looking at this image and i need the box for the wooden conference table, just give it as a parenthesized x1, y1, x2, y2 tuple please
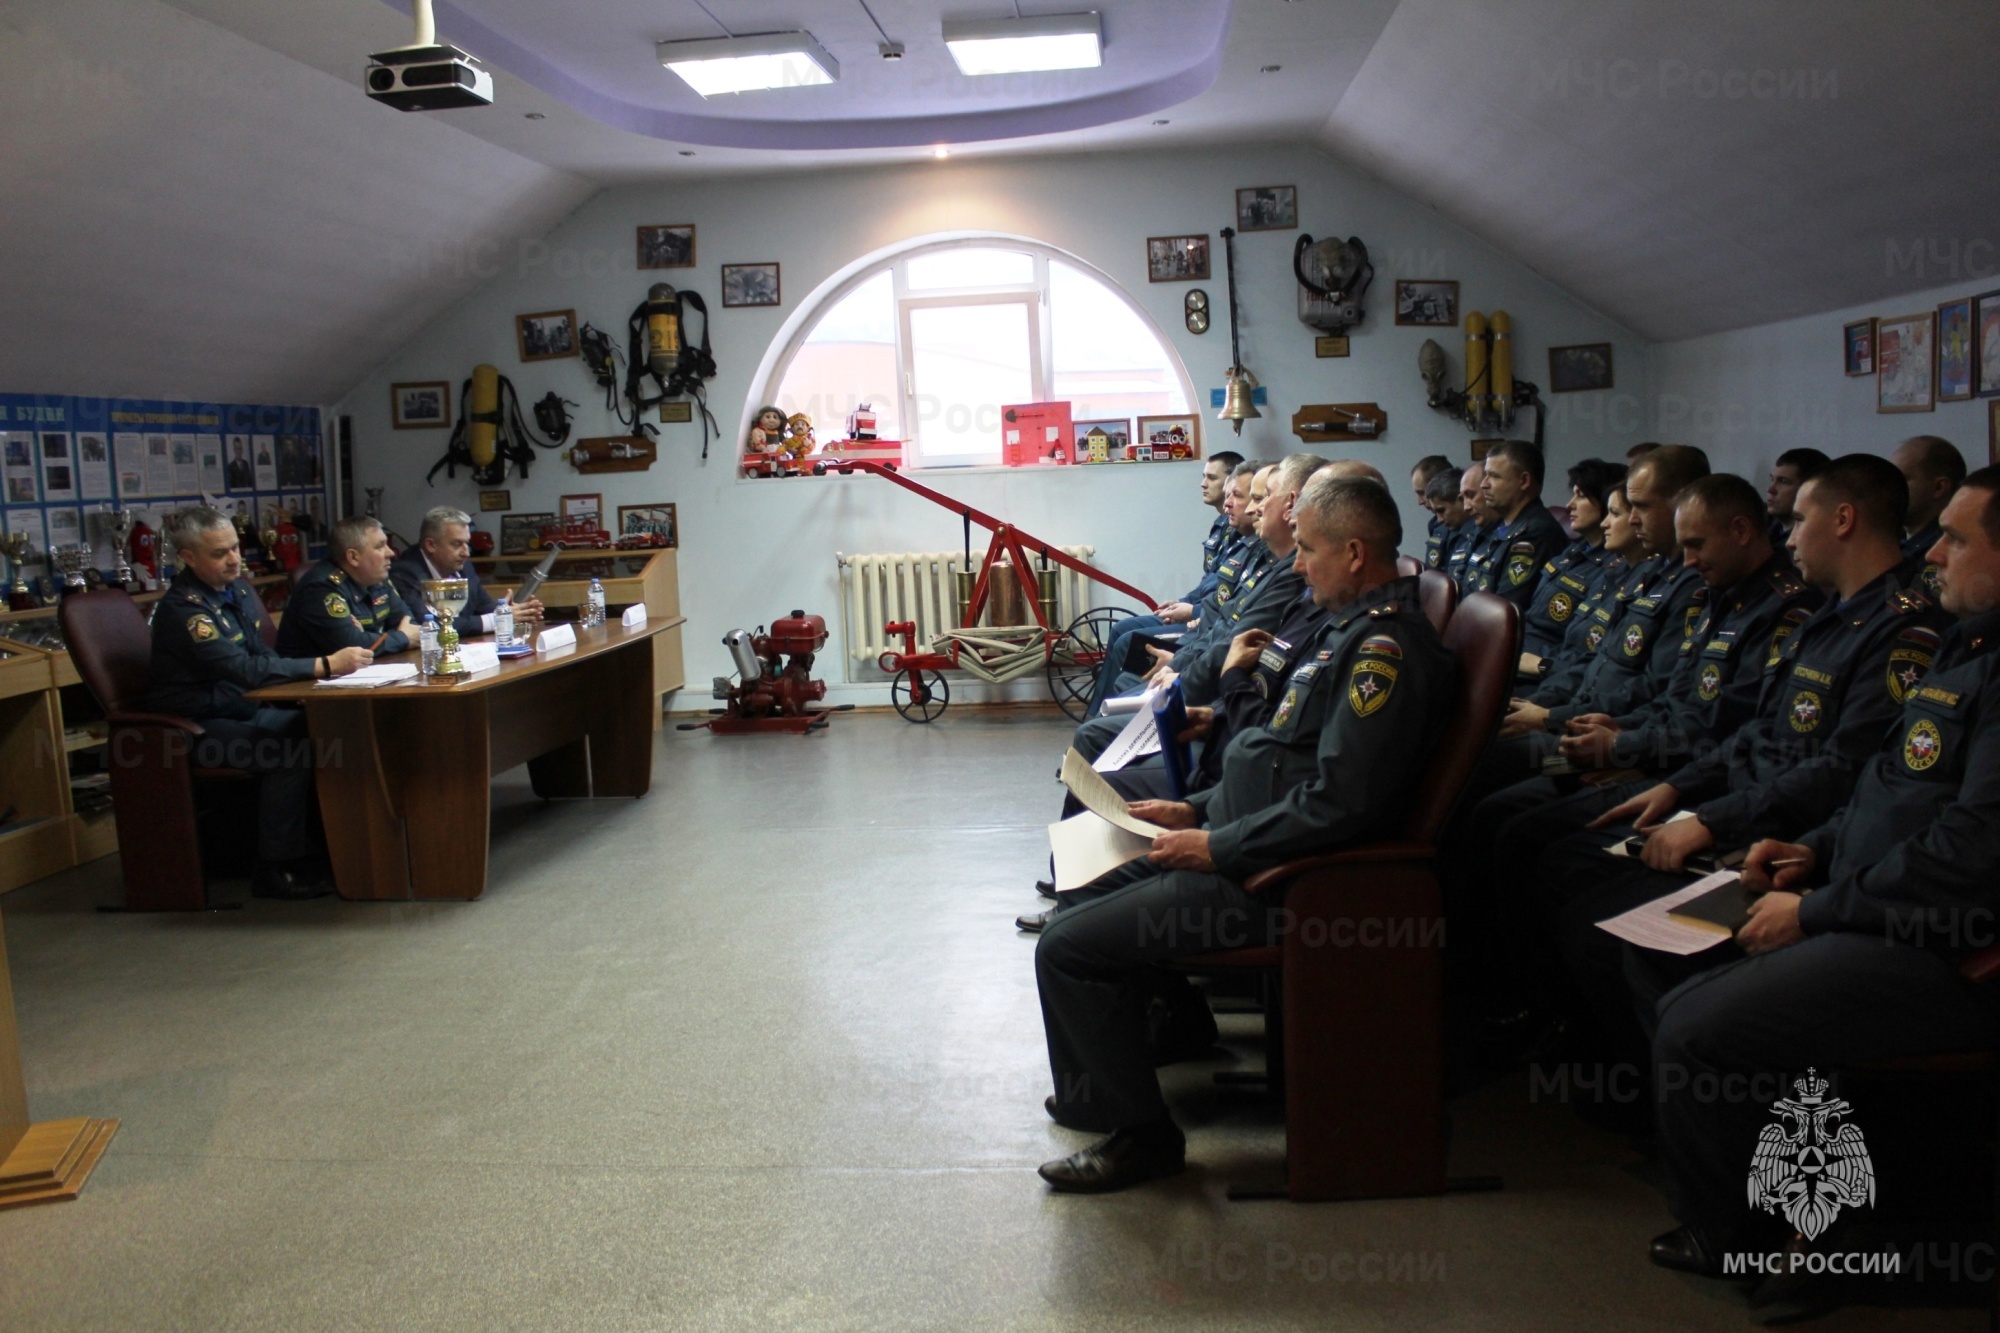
(250, 616, 683, 901)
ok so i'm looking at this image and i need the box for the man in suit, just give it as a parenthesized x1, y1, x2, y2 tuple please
(389, 506, 544, 638)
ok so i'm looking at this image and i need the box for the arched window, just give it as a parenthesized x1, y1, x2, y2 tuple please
(754, 236, 1194, 469)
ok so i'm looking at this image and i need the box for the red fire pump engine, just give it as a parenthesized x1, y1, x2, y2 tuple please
(685, 610, 849, 735)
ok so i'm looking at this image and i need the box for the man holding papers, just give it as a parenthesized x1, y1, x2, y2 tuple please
(277, 515, 414, 658)
(150, 506, 372, 899)
(1033, 475, 1454, 1193)
(1638, 469, 2000, 1277)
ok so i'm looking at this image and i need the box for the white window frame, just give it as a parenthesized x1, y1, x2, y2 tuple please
(744, 232, 1195, 473)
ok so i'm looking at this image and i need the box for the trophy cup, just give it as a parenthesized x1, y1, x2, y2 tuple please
(51, 545, 88, 597)
(422, 577, 472, 677)
(1, 533, 33, 611)
(259, 506, 282, 575)
(110, 509, 137, 592)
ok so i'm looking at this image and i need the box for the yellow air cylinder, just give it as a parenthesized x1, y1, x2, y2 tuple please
(1463, 311, 1488, 427)
(1489, 310, 1514, 428)
(468, 363, 499, 467)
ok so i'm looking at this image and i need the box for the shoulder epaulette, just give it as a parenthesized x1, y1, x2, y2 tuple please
(1890, 588, 1933, 614)
(1769, 568, 1808, 598)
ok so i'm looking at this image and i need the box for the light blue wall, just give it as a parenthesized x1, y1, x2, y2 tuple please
(337, 144, 1647, 703)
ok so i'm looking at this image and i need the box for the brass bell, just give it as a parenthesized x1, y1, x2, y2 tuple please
(1218, 366, 1261, 434)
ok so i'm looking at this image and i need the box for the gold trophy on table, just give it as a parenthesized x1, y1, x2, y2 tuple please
(422, 577, 471, 678)
(2, 532, 33, 610)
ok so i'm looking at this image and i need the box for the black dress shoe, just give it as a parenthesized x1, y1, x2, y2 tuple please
(252, 863, 333, 900)
(1016, 908, 1052, 933)
(1036, 879, 1057, 900)
(1044, 1095, 1094, 1129)
(1649, 1225, 1725, 1277)
(1039, 1122, 1186, 1193)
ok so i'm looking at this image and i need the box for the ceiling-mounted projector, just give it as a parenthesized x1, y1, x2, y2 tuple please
(364, 0, 492, 111)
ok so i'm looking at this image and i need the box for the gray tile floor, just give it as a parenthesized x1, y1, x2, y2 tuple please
(0, 710, 1981, 1329)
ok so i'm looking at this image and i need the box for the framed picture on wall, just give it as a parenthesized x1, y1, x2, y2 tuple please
(1938, 297, 1975, 401)
(559, 492, 602, 525)
(391, 381, 451, 429)
(500, 512, 554, 555)
(617, 503, 677, 546)
(1394, 280, 1459, 327)
(1843, 318, 1875, 377)
(1071, 418, 1129, 463)
(1876, 311, 1937, 413)
(515, 309, 578, 362)
(1234, 185, 1297, 232)
(638, 224, 695, 269)
(1135, 414, 1201, 459)
(1146, 235, 1210, 282)
(478, 490, 511, 512)
(720, 263, 781, 307)
(1548, 343, 1615, 393)
(1977, 290, 2000, 397)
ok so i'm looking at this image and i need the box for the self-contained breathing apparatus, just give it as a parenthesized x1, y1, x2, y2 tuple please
(425, 363, 565, 486)
(625, 282, 720, 458)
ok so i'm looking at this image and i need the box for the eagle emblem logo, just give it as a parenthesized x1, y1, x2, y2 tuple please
(1621, 623, 1647, 657)
(1697, 663, 1722, 702)
(1789, 691, 1822, 732)
(324, 593, 352, 621)
(1585, 623, 1607, 652)
(187, 614, 219, 642)
(1547, 591, 1575, 623)
(1904, 719, 1942, 772)
(1748, 1068, 1874, 1241)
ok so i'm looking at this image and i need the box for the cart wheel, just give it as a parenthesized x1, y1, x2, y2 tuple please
(891, 669, 950, 723)
(1049, 605, 1136, 721)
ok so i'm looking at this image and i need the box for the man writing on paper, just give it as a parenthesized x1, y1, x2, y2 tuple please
(1031, 476, 1453, 1193)
(389, 506, 544, 639)
(1639, 466, 2000, 1279)
(277, 516, 414, 658)
(149, 506, 371, 899)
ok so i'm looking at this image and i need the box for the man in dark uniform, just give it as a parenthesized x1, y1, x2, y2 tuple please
(1642, 466, 2000, 1277)
(1448, 463, 1492, 594)
(277, 515, 414, 658)
(148, 506, 373, 899)
(1517, 458, 1625, 662)
(1033, 475, 1455, 1193)
(1465, 441, 1569, 608)
(1764, 447, 1828, 548)
(1411, 454, 1454, 569)
(388, 505, 543, 639)
(1892, 434, 1963, 597)
(1422, 466, 1466, 571)
(1525, 456, 1952, 1076)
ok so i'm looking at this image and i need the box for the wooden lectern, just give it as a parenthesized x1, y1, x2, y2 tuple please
(0, 908, 116, 1210)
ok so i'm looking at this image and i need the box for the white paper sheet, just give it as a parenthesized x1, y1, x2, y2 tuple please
(457, 643, 501, 674)
(536, 623, 577, 651)
(1101, 685, 1160, 716)
(621, 602, 648, 627)
(1095, 702, 1163, 772)
(1048, 812, 1156, 892)
(1594, 870, 1741, 955)
(1060, 748, 1168, 838)
(314, 663, 420, 689)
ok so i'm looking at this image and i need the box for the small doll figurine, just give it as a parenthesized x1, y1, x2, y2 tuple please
(747, 405, 785, 455)
(783, 412, 815, 460)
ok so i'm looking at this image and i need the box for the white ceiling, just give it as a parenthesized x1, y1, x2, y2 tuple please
(2, 0, 1995, 405)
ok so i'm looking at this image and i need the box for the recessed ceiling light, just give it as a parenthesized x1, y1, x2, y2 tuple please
(656, 31, 838, 97)
(943, 13, 1101, 76)
(1152, 119, 1170, 125)
(523, 111, 545, 119)
(1260, 65, 1282, 73)
(679, 150, 696, 156)
(933, 146, 949, 159)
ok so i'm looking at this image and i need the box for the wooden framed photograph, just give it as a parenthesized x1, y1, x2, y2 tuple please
(1394, 280, 1460, 327)
(478, 489, 511, 512)
(658, 401, 693, 424)
(390, 380, 451, 430)
(1976, 289, 2000, 397)
(1146, 235, 1210, 282)
(1548, 343, 1615, 393)
(500, 512, 554, 555)
(1843, 317, 1876, 377)
(558, 492, 602, 524)
(515, 309, 577, 362)
(1235, 185, 1297, 232)
(1135, 414, 1201, 460)
(637, 224, 695, 269)
(1938, 297, 1975, 402)
(720, 263, 781, 308)
(1071, 418, 1130, 463)
(616, 502, 678, 546)
(1876, 311, 1937, 413)
(1314, 335, 1350, 358)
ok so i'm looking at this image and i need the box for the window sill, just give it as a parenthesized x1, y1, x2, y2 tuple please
(731, 459, 1203, 485)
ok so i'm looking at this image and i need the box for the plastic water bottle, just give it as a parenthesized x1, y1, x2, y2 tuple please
(586, 577, 606, 628)
(494, 594, 515, 648)
(420, 611, 440, 676)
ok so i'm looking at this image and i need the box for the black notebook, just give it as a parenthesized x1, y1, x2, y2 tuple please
(1666, 878, 1754, 935)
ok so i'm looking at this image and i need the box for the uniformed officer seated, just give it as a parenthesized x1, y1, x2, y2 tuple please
(388, 506, 544, 640)
(1421, 465, 1467, 571)
(277, 516, 414, 658)
(1466, 440, 1570, 608)
(1639, 465, 2000, 1280)
(1448, 462, 1493, 594)
(148, 506, 373, 899)
(1032, 475, 1455, 1194)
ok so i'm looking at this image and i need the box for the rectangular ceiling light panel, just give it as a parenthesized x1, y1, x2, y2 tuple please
(943, 13, 1102, 76)
(657, 31, 839, 97)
